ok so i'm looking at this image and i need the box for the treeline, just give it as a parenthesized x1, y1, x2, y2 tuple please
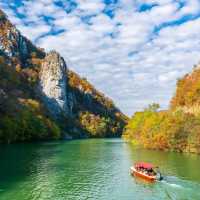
(79, 111, 122, 138)
(123, 64, 200, 154)
(123, 104, 200, 153)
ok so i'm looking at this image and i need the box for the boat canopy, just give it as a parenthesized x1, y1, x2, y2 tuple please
(135, 162, 153, 169)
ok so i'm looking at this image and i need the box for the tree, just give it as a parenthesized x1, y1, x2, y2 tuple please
(145, 103, 160, 112)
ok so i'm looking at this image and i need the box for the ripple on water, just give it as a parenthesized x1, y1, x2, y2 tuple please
(0, 139, 200, 200)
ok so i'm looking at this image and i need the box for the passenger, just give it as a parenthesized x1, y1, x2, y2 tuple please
(146, 168, 155, 176)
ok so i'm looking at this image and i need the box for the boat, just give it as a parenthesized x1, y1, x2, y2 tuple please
(130, 162, 163, 181)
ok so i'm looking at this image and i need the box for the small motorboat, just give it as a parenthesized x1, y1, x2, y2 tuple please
(130, 162, 163, 182)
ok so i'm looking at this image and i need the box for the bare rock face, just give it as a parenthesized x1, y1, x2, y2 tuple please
(39, 51, 71, 118)
(0, 11, 27, 58)
(0, 10, 44, 64)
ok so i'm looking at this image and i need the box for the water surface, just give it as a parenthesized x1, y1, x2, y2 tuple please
(0, 139, 200, 200)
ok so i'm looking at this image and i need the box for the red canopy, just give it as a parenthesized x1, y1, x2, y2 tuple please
(135, 162, 153, 169)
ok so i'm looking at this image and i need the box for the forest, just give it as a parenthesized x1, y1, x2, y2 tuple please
(123, 65, 200, 154)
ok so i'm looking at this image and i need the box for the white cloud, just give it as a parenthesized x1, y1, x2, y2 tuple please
(179, 0, 200, 15)
(76, 0, 105, 15)
(18, 23, 51, 42)
(153, 3, 181, 24)
(90, 13, 114, 34)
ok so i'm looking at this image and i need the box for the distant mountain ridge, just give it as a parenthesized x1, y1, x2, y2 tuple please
(0, 9, 127, 143)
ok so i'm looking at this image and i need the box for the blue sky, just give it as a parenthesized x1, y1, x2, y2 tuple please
(1, 0, 200, 116)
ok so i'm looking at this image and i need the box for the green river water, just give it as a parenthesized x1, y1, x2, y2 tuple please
(0, 139, 200, 200)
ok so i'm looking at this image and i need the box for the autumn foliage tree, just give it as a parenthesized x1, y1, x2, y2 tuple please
(123, 103, 200, 153)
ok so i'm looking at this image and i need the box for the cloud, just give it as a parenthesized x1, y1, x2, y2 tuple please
(1, 0, 200, 116)
(77, 0, 105, 15)
(179, 0, 200, 15)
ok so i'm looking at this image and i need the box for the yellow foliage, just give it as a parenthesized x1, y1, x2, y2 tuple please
(123, 104, 200, 153)
(19, 98, 40, 112)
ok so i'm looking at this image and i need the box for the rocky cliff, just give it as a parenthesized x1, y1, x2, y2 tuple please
(39, 51, 71, 118)
(0, 9, 127, 143)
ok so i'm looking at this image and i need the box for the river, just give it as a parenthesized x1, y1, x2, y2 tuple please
(0, 139, 200, 200)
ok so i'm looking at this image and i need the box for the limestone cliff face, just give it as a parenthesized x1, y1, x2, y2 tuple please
(39, 51, 72, 118)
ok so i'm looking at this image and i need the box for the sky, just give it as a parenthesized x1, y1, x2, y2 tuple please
(1, 0, 200, 116)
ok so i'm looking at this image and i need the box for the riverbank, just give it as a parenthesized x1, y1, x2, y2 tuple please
(123, 106, 200, 154)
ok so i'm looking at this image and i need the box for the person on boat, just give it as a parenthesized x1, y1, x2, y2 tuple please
(131, 162, 163, 181)
(147, 168, 156, 176)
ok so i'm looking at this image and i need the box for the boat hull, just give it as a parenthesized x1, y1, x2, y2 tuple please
(130, 167, 156, 182)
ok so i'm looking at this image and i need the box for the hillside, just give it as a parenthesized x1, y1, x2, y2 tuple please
(123, 66, 200, 154)
(0, 9, 127, 143)
(171, 64, 200, 113)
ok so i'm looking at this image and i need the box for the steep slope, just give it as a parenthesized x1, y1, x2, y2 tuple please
(0, 9, 127, 143)
(171, 64, 200, 114)
(68, 70, 127, 137)
(123, 66, 200, 154)
(0, 10, 44, 64)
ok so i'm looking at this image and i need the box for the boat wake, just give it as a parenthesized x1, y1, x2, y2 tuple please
(158, 176, 200, 199)
(160, 179, 182, 188)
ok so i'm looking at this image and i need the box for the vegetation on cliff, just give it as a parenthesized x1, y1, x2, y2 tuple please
(123, 66, 200, 154)
(0, 56, 60, 143)
(171, 65, 200, 110)
(0, 9, 127, 143)
(68, 70, 127, 138)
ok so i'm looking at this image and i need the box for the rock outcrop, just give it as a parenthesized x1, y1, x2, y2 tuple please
(39, 51, 71, 118)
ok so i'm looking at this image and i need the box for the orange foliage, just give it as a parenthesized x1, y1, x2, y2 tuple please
(171, 66, 200, 108)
